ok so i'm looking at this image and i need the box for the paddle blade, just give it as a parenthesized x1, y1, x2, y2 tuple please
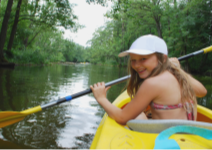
(0, 106, 42, 128)
(0, 111, 25, 128)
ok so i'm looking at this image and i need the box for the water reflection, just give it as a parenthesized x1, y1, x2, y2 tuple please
(0, 64, 127, 149)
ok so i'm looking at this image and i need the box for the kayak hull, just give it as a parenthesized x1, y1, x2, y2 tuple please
(90, 91, 212, 149)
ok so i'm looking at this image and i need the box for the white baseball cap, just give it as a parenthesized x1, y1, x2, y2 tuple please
(118, 34, 168, 57)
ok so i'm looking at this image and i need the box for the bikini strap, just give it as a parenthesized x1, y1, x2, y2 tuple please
(151, 102, 184, 110)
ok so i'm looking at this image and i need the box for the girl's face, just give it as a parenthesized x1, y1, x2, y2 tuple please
(130, 53, 158, 79)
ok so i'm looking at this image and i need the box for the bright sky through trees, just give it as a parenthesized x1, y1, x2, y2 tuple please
(64, 1, 112, 47)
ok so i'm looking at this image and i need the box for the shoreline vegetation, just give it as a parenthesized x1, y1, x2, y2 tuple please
(0, 61, 211, 78)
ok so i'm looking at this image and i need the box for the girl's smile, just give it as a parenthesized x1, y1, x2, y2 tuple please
(130, 53, 158, 79)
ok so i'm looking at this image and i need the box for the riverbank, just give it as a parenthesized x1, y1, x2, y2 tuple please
(0, 62, 78, 67)
(0, 62, 15, 68)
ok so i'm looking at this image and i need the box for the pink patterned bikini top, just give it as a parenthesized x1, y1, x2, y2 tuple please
(151, 101, 194, 121)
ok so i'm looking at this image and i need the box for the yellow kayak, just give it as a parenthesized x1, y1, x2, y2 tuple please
(90, 91, 212, 149)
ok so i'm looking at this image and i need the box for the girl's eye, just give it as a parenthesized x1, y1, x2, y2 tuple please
(131, 60, 136, 63)
(140, 58, 146, 61)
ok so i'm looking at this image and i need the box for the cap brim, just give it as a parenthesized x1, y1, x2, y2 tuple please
(118, 49, 155, 57)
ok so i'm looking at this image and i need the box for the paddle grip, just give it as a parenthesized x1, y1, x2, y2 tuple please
(203, 45, 212, 53)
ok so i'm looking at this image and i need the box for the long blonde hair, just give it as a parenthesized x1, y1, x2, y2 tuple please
(127, 53, 197, 119)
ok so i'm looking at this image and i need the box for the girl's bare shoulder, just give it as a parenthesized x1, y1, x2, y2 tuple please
(143, 71, 176, 88)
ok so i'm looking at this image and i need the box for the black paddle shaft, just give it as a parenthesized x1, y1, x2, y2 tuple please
(66, 75, 131, 100)
(41, 75, 131, 110)
(178, 50, 204, 61)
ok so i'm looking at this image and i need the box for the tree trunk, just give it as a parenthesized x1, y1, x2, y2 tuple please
(0, 69, 5, 110)
(183, 38, 189, 72)
(199, 53, 208, 72)
(155, 18, 162, 38)
(0, 0, 14, 62)
(27, 32, 40, 46)
(153, 14, 162, 38)
(7, 0, 23, 52)
(22, 37, 28, 48)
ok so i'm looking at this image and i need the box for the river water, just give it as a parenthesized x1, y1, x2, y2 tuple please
(0, 64, 211, 149)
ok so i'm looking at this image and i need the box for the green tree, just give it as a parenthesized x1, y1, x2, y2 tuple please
(0, 0, 82, 63)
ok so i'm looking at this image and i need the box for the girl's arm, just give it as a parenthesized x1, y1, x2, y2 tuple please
(169, 58, 207, 97)
(183, 72, 207, 97)
(90, 80, 157, 125)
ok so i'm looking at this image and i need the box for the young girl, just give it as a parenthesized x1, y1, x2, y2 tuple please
(90, 34, 207, 125)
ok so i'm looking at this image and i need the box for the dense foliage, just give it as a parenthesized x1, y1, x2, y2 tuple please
(87, 0, 212, 74)
(0, 0, 86, 64)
